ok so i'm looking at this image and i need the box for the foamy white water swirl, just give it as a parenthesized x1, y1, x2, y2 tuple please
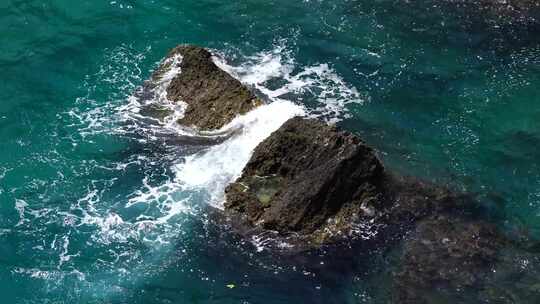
(213, 42, 366, 123)
(174, 100, 305, 207)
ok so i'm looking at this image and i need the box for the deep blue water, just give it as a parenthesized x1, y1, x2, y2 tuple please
(1, 0, 540, 303)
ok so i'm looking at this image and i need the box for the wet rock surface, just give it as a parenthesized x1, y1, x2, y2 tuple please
(134, 45, 263, 131)
(225, 117, 385, 245)
(224, 117, 474, 250)
(147, 45, 262, 130)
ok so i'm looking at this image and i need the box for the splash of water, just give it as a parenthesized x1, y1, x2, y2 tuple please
(213, 42, 366, 123)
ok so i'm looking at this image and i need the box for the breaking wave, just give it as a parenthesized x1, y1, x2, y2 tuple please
(214, 41, 366, 123)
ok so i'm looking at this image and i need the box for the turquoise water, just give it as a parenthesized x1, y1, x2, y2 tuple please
(1, 1, 539, 303)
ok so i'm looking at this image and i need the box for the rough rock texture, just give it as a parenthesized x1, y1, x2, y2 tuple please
(225, 117, 385, 241)
(155, 45, 262, 130)
(224, 117, 472, 249)
(393, 215, 506, 303)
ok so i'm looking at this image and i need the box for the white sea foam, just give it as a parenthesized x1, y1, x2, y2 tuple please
(124, 100, 305, 224)
(48, 47, 192, 250)
(66, 44, 189, 140)
(213, 43, 366, 123)
(14, 199, 28, 226)
(116, 52, 188, 133)
(174, 100, 305, 207)
(0, 167, 10, 180)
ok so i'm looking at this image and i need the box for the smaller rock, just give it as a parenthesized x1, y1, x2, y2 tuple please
(162, 45, 263, 130)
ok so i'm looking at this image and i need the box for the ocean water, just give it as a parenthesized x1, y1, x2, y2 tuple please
(1, 0, 539, 303)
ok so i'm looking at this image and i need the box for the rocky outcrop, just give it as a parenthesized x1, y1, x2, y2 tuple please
(127, 42, 540, 304)
(224, 117, 472, 249)
(138, 44, 539, 302)
(225, 117, 384, 244)
(148, 45, 262, 130)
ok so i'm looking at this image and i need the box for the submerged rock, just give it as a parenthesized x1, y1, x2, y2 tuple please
(391, 214, 540, 304)
(145, 45, 263, 130)
(393, 215, 506, 303)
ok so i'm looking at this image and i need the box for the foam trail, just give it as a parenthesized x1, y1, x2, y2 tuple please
(116, 50, 305, 225)
(67, 44, 313, 244)
(174, 100, 305, 207)
(117, 52, 190, 136)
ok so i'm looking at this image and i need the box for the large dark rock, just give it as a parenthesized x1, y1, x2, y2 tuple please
(148, 45, 262, 130)
(225, 117, 385, 245)
(224, 117, 470, 249)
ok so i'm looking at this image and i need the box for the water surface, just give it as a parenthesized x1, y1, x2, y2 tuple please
(1, 1, 540, 303)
